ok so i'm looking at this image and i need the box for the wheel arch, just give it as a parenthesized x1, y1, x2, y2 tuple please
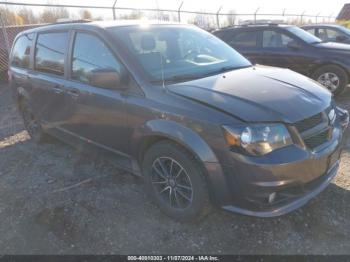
(133, 119, 232, 206)
(309, 62, 350, 79)
(135, 120, 219, 164)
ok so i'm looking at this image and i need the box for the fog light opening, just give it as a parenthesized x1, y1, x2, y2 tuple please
(268, 192, 277, 204)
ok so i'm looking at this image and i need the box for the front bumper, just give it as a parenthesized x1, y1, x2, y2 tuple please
(220, 108, 348, 217)
(223, 159, 339, 217)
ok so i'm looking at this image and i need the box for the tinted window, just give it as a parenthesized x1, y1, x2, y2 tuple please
(71, 33, 123, 89)
(285, 26, 321, 44)
(262, 30, 294, 48)
(35, 32, 68, 76)
(231, 31, 258, 47)
(319, 29, 344, 42)
(11, 34, 33, 68)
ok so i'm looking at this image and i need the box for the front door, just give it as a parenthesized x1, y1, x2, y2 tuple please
(260, 29, 311, 75)
(63, 31, 130, 155)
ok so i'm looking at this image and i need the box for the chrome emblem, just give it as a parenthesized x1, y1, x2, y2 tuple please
(328, 109, 335, 124)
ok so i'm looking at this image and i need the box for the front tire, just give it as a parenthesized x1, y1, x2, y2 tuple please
(142, 141, 211, 221)
(312, 65, 348, 96)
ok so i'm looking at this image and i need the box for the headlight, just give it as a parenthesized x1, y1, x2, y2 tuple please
(223, 124, 292, 156)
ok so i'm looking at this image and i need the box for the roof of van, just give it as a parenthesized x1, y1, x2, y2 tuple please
(17, 19, 187, 35)
(301, 24, 343, 28)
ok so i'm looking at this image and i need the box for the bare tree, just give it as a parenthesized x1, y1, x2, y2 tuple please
(79, 10, 92, 20)
(39, 7, 70, 23)
(119, 10, 144, 20)
(18, 8, 38, 24)
(192, 13, 216, 30)
(149, 11, 170, 21)
(226, 9, 236, 26)
(0, 7, 24, 25)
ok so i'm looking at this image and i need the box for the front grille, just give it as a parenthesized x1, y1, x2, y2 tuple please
(303, 129, 330, 150)
(293, 107, 334, 150)
(294, 113, 323, 133)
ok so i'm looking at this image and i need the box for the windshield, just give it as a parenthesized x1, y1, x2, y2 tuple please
(108, 25, 251, 83)
(286, 26, 322, 44)
(338, 26, 350, 36)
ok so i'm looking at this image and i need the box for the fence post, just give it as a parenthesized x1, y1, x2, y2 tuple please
(254, 7, 260, 23)
(315, 12, 320, 24)
(216, 6, 222, 28)
(112, 0, 118, 20)
(177, 1, 183, 22)
(300, 11, 305, 24)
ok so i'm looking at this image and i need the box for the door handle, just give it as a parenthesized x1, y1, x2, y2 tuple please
(53, 85, 63, 94)
(67, 89, 80, 98)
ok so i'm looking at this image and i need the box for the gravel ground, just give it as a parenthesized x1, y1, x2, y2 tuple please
(0, 83, 350, 255)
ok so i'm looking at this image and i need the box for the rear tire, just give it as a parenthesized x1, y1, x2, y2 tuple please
(142, 140, 211, 221)
(19, 100, 50, 143)
(312, 65, 348, 96)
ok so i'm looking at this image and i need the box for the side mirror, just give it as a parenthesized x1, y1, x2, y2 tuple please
(89, 68, 128, 90)
(287, 41, 300, 50)
(336, 35, 347, 42)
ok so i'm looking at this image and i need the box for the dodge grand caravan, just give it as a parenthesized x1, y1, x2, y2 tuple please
(9, 20, 349, 221)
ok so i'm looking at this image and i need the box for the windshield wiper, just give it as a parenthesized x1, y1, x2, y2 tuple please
(198, 65, 251, 78)
(150, 65, 251, 84)
(212, 65, 250, 74)
(151, 74, 204, 84)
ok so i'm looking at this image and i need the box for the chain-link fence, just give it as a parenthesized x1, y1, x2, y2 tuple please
(0, 1, 338, 82)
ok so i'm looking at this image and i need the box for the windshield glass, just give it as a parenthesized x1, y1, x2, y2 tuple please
(108, 25, 251, 82)
(286, 26, 322, 44)
(338, 26, 350, 36)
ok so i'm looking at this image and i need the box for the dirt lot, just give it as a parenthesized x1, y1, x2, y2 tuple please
(0, 83, 350, 255)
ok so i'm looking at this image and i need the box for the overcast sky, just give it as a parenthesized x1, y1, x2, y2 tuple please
(4, 0, 348, 15)
(4, 0, 349, 20)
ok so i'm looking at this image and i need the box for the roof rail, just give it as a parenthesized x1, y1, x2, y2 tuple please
(53, 18, 92, 24)
(240, 22, 284, 26)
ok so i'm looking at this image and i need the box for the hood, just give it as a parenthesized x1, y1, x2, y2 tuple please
(313, 42, 350, 52)
(168, 66, 331, 123)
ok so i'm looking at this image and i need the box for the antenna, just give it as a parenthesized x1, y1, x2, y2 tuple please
(160, 52, 166, 90)
(154, 0, 166, 89)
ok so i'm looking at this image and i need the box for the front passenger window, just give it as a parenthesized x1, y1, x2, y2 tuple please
(71, 33, 123, 89)
(325, 29, 344, 42)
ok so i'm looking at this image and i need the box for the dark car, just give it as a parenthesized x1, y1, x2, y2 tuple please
(302, 24, 350, 44)
(213, 24, 350, 95)
(8, 20, 349, 221)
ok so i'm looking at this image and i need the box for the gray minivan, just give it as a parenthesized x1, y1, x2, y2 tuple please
(8, 20, 349, 221)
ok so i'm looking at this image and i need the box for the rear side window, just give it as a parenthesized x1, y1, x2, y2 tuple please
(262, 30, 293, 48)
(71, 32, 122, 88)
(35, 32, 68, 76)
(230, 31, 258, 48)
(11, 34, 33, 68)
